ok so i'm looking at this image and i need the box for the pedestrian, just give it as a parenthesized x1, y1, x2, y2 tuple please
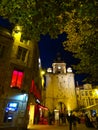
(91, 114, 96, 128)
(96, 114, 98, 128)
(48, 111, 52, 125)
(67, 113, 78, 130)
(85, 114, 93, 127)
(67, 113, 73, 130)
(72, 114, 77, 130)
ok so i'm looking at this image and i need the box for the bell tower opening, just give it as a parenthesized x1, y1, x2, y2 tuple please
(52, 53, 66, 74)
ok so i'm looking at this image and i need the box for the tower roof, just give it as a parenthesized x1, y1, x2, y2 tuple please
(54, 53, 65, 63)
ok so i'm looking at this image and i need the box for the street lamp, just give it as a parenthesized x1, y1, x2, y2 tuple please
(40, 69, 46, 87)
(93, 89, 98, 97)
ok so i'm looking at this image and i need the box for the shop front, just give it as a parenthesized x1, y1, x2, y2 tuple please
(0, 93, 29, 129)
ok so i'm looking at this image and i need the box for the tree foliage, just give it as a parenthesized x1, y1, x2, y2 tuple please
(62, 0, 98, 84)
(0, 0, 67, 40)
(0, 0, 98, 84)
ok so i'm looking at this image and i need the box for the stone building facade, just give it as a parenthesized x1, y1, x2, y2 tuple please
(44, 56, 77, 116)
(76, 84, 98, 115)
(0, 26, 41, 129)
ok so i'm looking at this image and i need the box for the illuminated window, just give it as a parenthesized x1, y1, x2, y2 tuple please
(0, 44, 5, 57)
(10, 70, 24, 89)
(17, 46, 27, 61)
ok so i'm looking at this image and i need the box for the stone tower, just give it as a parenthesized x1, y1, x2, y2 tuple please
(45, 55, 77, 113)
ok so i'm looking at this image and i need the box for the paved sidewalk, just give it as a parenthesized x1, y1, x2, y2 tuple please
(28, 123, 96, 130)
(0, 123, 96, 130)
(0, 127, 26, 130)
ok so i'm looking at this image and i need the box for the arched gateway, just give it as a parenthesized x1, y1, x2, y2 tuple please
(44, 55, 77, 119)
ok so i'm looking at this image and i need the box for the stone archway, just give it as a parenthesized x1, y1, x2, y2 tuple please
(57, 101, 66, 112)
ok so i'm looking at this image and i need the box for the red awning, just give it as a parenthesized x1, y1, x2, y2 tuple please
(38, 104, 48, 110)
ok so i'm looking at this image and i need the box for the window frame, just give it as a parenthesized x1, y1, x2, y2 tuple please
(10, 69, 24, 89)
(16, 46, 28, 62)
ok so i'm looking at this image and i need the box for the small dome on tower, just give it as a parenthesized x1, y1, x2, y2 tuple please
(47, 68, 52, 73)
(67, 67, 72, 73)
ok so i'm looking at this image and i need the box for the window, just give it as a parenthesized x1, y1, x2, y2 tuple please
(81, 91, 84, 96)
(0, 44, 5, 57)
(17, 46, 27, 62)
(90, 99, 94, 105)
(95, 99, 98, 104)
(10, 70, 24, 89)
(20, 37, 30, 45)
(85, 91, 88, 96)
(86, 99, 89, 106)
(89, 91, 92, 96)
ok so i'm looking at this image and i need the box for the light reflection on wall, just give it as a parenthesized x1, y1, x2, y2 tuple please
(95, 89, 98, 96)
(12, 25, 22, 42)
(67, 104, 71, 111)
(10, 94, 28, 102)
(28, 105, 35, 127)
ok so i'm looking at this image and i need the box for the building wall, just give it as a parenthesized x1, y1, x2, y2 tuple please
(0, 27, 13, 96)
(45, 71, 77, 113)
(0, 26, 40, 128)
(76, 84, 98, 113)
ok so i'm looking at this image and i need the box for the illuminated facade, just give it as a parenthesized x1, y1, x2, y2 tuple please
(0, 26, 41, 128)
(45, 56, 77, 115)
(76, 84, 98, 114)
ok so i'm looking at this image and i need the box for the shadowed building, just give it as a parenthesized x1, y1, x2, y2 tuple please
(0, 26, 41, 129)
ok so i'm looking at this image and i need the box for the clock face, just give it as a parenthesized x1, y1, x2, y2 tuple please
(58, 66, 61, 69)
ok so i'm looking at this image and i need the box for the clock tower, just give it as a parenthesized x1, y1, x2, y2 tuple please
(45, 54, 77, 114)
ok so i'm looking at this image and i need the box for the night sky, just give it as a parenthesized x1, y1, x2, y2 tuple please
(0, 16, 12, 29)
(0, 16, 84, 85)
(38, 33, 78, 69)
(38, 34, 85, 85)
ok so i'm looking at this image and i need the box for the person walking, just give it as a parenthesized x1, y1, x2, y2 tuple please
(67, 113, 78, 130)
(85, 114, 93, 128)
